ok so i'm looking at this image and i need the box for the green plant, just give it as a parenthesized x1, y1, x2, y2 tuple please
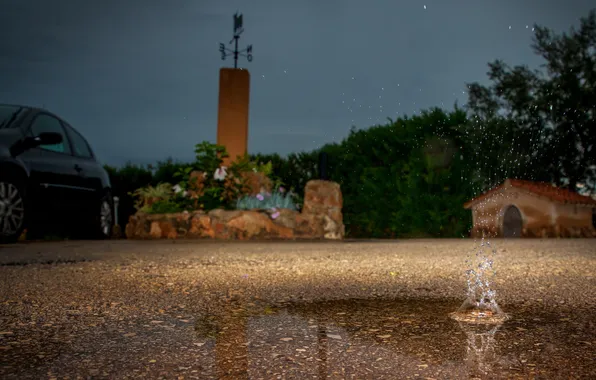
(173, 166, 195, 190)
(200, 186, 226, 210)
(146, 199, 185, 214)
(236, 189, 297, 210)
(152, 158, 190, 186)
(186, 141, 250, 210)
(257, 161, 273, 176)
(130, 183, 173, 210)
(229, 154, 253, 173)
(230, 154, 273, 176)
(194, 141, 228, 174)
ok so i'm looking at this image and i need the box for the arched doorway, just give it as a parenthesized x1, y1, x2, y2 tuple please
(503, 205, 523, 238)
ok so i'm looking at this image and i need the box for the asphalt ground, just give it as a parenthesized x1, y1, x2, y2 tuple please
(0, 238, 594, 379)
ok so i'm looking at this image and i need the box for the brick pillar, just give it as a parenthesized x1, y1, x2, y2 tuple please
(216, 68, 250, 166)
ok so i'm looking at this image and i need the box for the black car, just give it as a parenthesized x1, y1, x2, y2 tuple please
(0, 104, 113, 243)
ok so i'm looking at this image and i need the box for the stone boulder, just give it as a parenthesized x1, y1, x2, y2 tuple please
(302, 180, 344, 239)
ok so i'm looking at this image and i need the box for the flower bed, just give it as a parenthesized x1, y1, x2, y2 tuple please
(125, 180, 344, 240)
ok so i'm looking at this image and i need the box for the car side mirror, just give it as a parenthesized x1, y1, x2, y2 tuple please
(34, 132, 63, 146)
(9, 132, 63, 157)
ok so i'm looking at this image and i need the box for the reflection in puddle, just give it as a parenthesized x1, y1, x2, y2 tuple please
(194, 298, 592, 379)
(457, 321, 502, 377)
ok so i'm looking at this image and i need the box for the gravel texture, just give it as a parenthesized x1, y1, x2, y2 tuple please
(0, 238, 594, 379)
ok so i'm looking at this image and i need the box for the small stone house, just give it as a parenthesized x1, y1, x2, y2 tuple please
(464, 179, 596, 238)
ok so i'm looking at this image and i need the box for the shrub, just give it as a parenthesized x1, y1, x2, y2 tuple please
(236, 188, 298, 211)
(127, 141, 283, 214)
(130, 182, 173, 211)
(146, 199, 185, 214)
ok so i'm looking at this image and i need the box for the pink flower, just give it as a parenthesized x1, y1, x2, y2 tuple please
(271, 211, 280, 219)
(256, 193, 264, 201)
(278, 186, 285, 193)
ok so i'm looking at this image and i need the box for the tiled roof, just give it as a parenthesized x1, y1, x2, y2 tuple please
(463, 179, 596, 209)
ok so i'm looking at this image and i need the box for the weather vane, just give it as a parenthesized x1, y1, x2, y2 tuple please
(219, 12, 253, 69)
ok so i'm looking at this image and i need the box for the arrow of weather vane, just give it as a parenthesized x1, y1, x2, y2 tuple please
(219, 12, 253, 69)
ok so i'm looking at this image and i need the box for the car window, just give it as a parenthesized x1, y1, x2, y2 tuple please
(0, 105, 26, 129)
(66, 125, 93, 158)
(29, 114, 71, 154)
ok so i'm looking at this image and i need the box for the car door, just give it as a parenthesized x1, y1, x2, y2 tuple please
(62, 122, 102, 217)
(21, 113, 82, 221)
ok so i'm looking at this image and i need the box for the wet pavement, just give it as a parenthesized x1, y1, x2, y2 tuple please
(0, 239, 594, 379)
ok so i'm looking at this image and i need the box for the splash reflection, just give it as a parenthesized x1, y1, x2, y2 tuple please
(457, 320, 503, 376)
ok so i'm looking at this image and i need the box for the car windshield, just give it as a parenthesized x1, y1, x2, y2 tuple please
(0, 105, 26, 129)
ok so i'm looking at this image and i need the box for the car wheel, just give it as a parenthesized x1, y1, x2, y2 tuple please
(96, 193, 114, 239)
(0, 180, 26, 244)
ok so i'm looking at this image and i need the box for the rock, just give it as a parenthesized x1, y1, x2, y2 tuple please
(273, 209, 298, 230)
(149, 221, 162, 238)
(125, 180, 344, 240)
(126, 209, 296, 240)
(208, 209, 243, 221)
(125, 213, 143, 239)
(323, 215, 343, 240)
(188, 213, 214, 238)
(303, 180, 342, 213)
(294, 213, 325, 238)
(226, 211, 294, 239)
(302, 180, 344, 239)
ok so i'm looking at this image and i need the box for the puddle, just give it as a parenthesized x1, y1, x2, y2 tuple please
(0, 257, 94, 266)
(195, 298, 595, 379)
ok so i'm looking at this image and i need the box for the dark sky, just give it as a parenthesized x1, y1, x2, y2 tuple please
(1, 0, 594, 166)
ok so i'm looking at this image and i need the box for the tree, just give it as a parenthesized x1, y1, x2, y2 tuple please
(466, 9, 596, 193)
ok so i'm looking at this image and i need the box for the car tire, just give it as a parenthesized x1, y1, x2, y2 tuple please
(0, 179, 27, 244)
(95, 192, 114, 240)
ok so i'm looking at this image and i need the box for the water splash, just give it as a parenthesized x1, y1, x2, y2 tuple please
(450, 235, 509, 324)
